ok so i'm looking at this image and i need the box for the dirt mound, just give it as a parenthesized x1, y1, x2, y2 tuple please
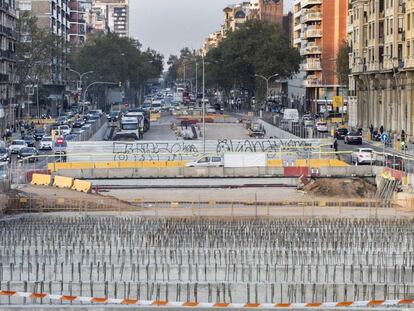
(304, 178, 376, 198)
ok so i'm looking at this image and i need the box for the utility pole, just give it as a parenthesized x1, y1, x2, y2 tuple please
(202, 55, 206, 153)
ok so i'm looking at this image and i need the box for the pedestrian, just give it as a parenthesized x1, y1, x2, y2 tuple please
(369, 124, 374, 139)
(333, 138, 339, 159)
(380, 125, 384, 135)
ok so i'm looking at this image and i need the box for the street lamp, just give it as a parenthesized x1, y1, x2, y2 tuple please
(83, 81, 118, 107)
(67, 68, 94, 93)
(255, 73, 280, 109)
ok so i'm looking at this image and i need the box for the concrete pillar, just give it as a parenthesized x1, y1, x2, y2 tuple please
(407, 75, 413, 140)
(400, 80, 406, 134)
(391, 83, 398, 133)
(385, 78, 392, 131)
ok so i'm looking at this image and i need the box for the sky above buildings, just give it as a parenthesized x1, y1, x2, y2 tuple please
(130, 0, 294, 60)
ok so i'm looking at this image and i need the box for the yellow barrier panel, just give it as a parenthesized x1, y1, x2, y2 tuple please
(53, 176, 74, 189)
(166, 161, 188, 167)
(328, 159, 349, 167)
(48, 163, 56, 172)
(71, 162, 95, 169)
(142, 161, 167, 168)
(267, 160, 283, 167)
(54, 163, 72, 171)
(94, 161, 119, 169)
(72, 179, 92, 193)
(31, 174, 52, 186)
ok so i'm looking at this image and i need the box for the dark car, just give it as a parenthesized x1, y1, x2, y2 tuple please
(344, 131, 363, 145)
(72, 119, 84, 129)
(64, 134, 78, 141)
(335, 128, 348, 140)
(0, 147, 10, 163)
(107, 111, 120, 122)
(22, 135, 36, 147)
(18, 147, 38, 162)
(34, 129, 45, 141)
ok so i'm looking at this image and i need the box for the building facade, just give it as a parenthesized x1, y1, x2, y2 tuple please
(69, 0, 86, 46)
(348, 0, 414, 137)
(0, 0, 17, 132)
(88, 0, 129, 37)
(202, 0, 283, 55)
(293, 0, 348, 113)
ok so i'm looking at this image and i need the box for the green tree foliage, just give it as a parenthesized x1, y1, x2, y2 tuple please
(70, 33, 163, 90)
(336, 41, 351, 87)
(205, 20, 301, 98)
(165, 48, 202, 90)
(15, 11, 62, 92)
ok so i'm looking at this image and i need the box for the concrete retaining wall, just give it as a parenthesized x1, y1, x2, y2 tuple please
(257, 119, 299, 139)
(58, 165, 375, 181)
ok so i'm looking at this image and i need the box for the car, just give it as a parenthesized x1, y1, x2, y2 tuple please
(56, 116, 69, 125)
(0, 147, 10, 162)
(53, 125, 71, 136)
(34, 129, 45, 141)
(22, 135, 36, 147)
(107, 111, 120, 122)
(87, 115, 100, 122)
(72, 119, 84, 129)
(71, 128, 85, 135)
(316, 121, 328, 133)
(351, 148, 375, 165)
(53, 139, 67, 162)
(335, 128, 349, 140)
(9, 140, 27, 154)
(345, 131, 363, 144)
(206, 106, 216, 114)
(89, 109, 103, 116)
(17, 147, 39, 162)
(39, 136, 53, 150)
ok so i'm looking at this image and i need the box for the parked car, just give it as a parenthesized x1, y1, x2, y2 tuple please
(22, 135, 36, 147)
(9, 140, 27, 154)
(345, 131, 363, 145)
(351, 148, 375, 165)
(335, 128, 348, 140)
(17, 147, 39, 162)
(39, 136, 53, 150)
(316, 121, 328, 133)
(0, 147, 10, 162)
(34, 129, 45, 141)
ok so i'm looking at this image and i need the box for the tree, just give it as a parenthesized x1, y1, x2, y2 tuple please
(15, 12, 62, 95)
(205, 20, 301, 105)
(69, 34, 163, 104)
(336, 41, 351, 87)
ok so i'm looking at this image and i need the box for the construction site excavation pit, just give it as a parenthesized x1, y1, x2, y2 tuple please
(0, 215, 414, 308)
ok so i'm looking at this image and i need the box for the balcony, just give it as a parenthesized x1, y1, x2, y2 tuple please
(304, 61, 322, 71)
(303, 45, 322, 55)
(301, 0, 322, 8)
(0, 73, 9, 83)
(304, 77, 322, 87)
(301, 11, 322, 23)
(304, 28, 322, 39)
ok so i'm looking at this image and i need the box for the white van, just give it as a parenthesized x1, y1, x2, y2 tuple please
(283, 109, 299, 122)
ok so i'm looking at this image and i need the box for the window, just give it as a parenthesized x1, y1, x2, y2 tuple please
(198, 157, 210, 163)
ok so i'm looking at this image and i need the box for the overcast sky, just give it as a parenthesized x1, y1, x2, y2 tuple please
(130, 0, 294, 59)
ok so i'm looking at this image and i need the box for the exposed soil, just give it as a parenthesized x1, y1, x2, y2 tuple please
(304, 178, 377, 198)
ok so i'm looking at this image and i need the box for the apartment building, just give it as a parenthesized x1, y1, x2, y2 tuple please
(69, 0, 86, 46)
(0, 0, 17, 131)
(88, 0, 129, 37)
(348, 0, 414, 137)
(202, 0, 283, 55)
(293, 0, 348, 113)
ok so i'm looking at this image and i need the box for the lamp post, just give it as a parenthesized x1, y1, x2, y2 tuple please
(67, 68, 94, 93)
(255, 74, 280, 110)
(83, 81, 118, 106)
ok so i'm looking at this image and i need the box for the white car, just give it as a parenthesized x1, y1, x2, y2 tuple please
(316, 121, 328, 132)
(54, 125, 71, 136)
(186, 156, 223, 167)
(206, 107, 216, 114)
(9, 140, 27, 154)
(351, 148, 375, 165)
(39, 136, 53, 150)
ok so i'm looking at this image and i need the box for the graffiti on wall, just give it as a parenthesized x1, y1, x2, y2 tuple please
(113, 142, 199, 161)
(111, 139, 322, 162)
(216, 139, 314, 154)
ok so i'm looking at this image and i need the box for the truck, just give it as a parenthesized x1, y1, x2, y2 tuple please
(185, 153, 267, 168)
(113, 114, 143, 140)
